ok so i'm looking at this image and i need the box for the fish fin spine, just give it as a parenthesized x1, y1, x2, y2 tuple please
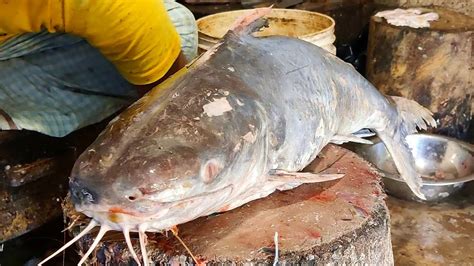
(228, 7, 272, 36)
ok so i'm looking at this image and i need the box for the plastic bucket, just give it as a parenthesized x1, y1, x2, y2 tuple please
(196, 8, 336, 54)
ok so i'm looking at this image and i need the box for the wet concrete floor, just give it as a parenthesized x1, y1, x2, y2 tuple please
(387, 183, 474, 265)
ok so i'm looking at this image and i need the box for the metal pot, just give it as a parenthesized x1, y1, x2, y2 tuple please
(349, 133, 474, 202)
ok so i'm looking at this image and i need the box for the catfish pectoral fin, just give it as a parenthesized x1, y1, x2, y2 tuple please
(268, 169, 344, 188)
(330, 134, 374, 145)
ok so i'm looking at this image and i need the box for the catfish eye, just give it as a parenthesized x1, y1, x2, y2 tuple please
(201, 159, 222, 184)
(126, 192, 144, 201)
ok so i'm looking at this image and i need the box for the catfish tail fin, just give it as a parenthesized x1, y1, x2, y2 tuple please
(228, 7, 272, 36)
(376, 125, 426, 199)
(376, 97, 437, 200)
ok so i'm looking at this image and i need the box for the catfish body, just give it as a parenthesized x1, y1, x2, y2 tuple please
(40, 11, 435, 266)
(70, 20, 434, 231)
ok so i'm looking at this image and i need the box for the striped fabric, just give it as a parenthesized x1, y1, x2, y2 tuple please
(0, 0, 198, 137)
(164, 0, 199, 62)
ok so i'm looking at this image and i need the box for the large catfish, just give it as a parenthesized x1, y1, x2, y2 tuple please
(40, 8, 435, 265)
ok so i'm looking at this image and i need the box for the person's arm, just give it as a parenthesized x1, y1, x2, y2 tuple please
(0, 0, 183, 91)
(135, 50, 188, 97)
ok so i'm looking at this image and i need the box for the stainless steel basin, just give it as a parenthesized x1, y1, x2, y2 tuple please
(349, 133, 474, 202)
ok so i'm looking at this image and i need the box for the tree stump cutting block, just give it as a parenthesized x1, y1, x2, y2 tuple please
(366, 7, 474, 142)
(0, 123, 105, 243)
(62, 145, 393, 265)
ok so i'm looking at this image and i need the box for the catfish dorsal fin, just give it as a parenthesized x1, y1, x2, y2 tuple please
(228, 6, 272, 36)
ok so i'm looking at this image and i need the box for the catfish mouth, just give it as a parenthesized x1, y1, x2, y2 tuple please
(40, 185, 233, 266)
(75, 201, 172, 232)
(42, 185, 234, 266)
(75, 184, 234, 231)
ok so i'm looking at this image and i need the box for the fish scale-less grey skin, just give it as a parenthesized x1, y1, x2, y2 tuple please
(211, 34, 393, 169)
(69, 20, 434, 232)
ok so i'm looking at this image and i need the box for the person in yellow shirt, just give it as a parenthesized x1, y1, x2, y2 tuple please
(0, 0, 198, 137)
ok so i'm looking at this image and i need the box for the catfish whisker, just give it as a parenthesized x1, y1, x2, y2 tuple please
(62, 216, 81, 233)
(78, 225, 110, 265)
(38, 220, 97, 266)
(123, 227, 141, 266)
(273, 231, 279, 266)
(171, 227, 200, 265)
(139, 227, 149, 266)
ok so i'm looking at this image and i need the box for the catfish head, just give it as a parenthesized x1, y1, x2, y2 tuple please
(68, 70, 266, 233)
(69, 141, 235, 231)
(48, 62, 268, 264)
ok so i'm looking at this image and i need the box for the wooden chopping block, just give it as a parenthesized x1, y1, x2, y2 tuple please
(366, 7, 474, 142)
(0, 123, 106, 242)
(61, 145, 393, 265)
(372, 0, 473, 17)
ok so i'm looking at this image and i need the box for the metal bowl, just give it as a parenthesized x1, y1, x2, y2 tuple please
(349, 133, 474, 202)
